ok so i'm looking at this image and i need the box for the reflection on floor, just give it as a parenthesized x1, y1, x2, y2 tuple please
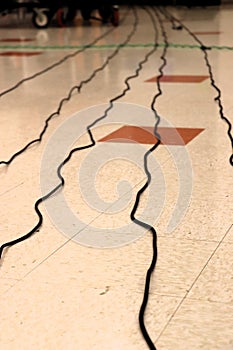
(0, 5, 232, 350)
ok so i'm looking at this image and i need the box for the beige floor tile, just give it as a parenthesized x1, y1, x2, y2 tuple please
(0, 5, 233, 350)
(189, 241, 233, 304)
(155, 197, 232, 241)
(157, 299, 233, 350)
(7, 234, 216, 298)
(223, 224, 233, 243)
(0, 213, 68, 280)
(0, 278, 19, 295)
(1, 277, 181, 350)
(140, 236, 217, 296)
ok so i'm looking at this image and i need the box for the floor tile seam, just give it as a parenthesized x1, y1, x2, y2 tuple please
(0, 149, 179, 292)
(2, 225, 233, 296)
(156, 235, 225, 243)
(134, 289, 233, 304)
(0, 159, 227, 287)
(0, 115, 174, 287)
(135, 290, 184, 299)
(155, 223, 232, 342)
(0, 181, 25, 198)
(0, 276, 21, 296)
(183, 295, 233, 306)
(221, 239, 233, 245)
(0, 280, 19, 296)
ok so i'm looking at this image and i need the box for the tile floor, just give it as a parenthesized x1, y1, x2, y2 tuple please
(0, 4, 232, 350)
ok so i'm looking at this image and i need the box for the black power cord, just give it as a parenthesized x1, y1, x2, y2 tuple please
(131, 7, 169, 350)
(0, 6, 160, 269)
(0, 7, 165, 348)
(0, 9, 132, 166)
(0, 7, 169, 350)
(160, 7, 233, 167)
(0, 6, 139, 257)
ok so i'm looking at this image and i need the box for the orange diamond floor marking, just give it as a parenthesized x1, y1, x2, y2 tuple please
(192, 31, 221, 35)
(0, 38, 34, 42)
(0, 51, 42, 57)
(99, 126, 204, 146)
(145, 75, 208, 83)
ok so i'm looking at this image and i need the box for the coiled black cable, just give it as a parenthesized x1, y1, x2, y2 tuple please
(160, 7, 233, 166)
(131, 7, 169, 350)
(0, 9, 131, 166)
(0, 8, 130, 99)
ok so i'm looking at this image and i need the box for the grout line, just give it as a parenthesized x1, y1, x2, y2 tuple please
(15, 157, 172, 276)
(0, 181, 24, 198)
(184, 295, 233, 305)
(156, 235, 232, 243)
(155, 223, 233, 342)
(2, 157, 230, 290)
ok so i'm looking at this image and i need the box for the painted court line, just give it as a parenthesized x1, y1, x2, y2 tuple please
(0, 43, 232, 51)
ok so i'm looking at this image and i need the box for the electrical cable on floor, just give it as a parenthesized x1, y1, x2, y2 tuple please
(0, 9, 130, 99)
(0, 7, 165, 350)
(0, 7, 167, 350)
(0, 9, 133, 166)
(0, 7, 160, 279)
(131, 6, 169, 350)
(0, 5, 138, 255)
(160, 7, 233, 167)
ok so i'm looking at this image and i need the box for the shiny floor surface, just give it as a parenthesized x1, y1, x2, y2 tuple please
(0, 5, 233, 350)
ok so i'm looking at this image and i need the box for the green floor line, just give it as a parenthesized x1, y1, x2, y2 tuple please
(0, 42, 233, 51)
